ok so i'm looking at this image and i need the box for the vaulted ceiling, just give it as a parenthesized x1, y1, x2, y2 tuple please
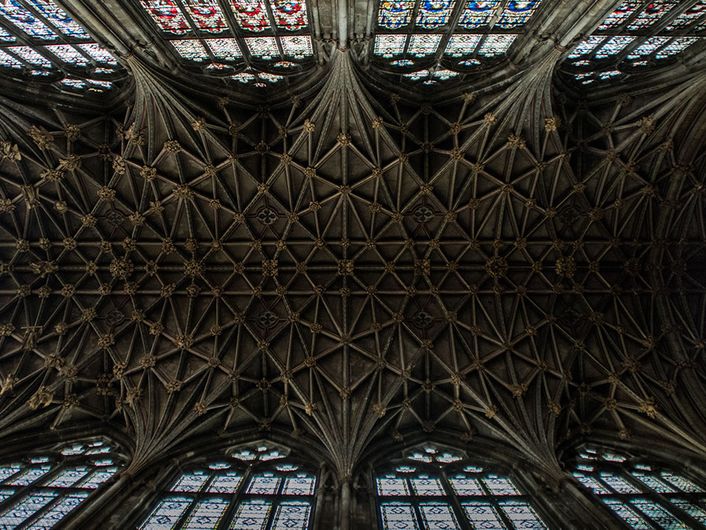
(0, 0, 704, 481)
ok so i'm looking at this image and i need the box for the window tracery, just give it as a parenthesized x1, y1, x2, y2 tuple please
(570, 447, 706, 528)
(375, 444, 547, 529)
(0, 0, 121, 93)
(137, 0, 314, 85)
(139, 442, 317, 529)
(0, 439, 122, 529)
(564, 0, 706, 84)
(372, 0, 543, 85)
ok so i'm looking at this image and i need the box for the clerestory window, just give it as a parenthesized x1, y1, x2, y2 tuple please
(571, 446, 706, 528)
(0, 438, 123, 529)
(375, 443, 547, 529)
(139, 441, 317, 529)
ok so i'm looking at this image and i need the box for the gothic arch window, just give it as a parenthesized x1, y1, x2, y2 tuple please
(0, 0, 122, 93)
(570, 446, 706, 528)
(136, 0, 314, 86)
(0, 438, 123, 528)
(375, 444, 547, 529)
(371, 0, 544, 86)
(563, 0, 706, 85)
(139, 441, 317, 529)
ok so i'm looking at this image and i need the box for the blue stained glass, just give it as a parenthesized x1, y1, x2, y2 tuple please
(31, 491, 90, 528)
(604, 499, 652, 529)
(271, 501, 312, 530)
(630, 499, 682, 528)
(6, 465, 52, 486)
(377, 476, 411, 496)
(0, 491, 58, 527)
(247, 474, 281, 495)
(378, 0, 414, 29)
(170, 472, 210, 492)
(419, 502, 460, 529)
(45, 44, 90, 66)
(207, 472, 243, 494)
(496, 0, 541, 29)
(25, 0, 88, 38)
(0, 25, 15, 41)
(230, 499, 272, 529)
(415, 0, 455, 29)
(499, 500, 547, 529)
(482, 475, 520, 495)
(60, 445, 86, 456)
(140, 496, 192, 530)
(183, 498, 230, 529)
(0, 465, 22, 483)
(462, 501, 506, 528)
(380, 502, 421, 530)
(459, 1, 501, 29)
(44, 467, 90, 488)
(0, 0, 57, 39)
(282, 474, 316, 496)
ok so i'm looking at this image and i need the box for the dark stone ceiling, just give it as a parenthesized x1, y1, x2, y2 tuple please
(0, 0, 704, 486)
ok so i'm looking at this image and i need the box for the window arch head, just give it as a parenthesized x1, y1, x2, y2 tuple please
(140, 441, 317, 529)
(0, 438, 123, 528)
(375, 443, 548, 529)
(570, 446, 706, 528)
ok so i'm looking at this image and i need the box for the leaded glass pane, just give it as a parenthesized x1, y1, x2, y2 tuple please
(627, 1, 679, 30)
(410, 475, 445, 496)
(598, 2, 640, 30)
(445, 34, 481, 57)
(572, 473, 609, 495)
(78, 43, 118, 65)
(499, 500, 547, 529)
(419, 502, 460, 529)
(183, 0, 228, 33)
(630, 472, 676, 493)
(183, 497, 230, 529)
(171, 39, 210, 61)
(8, 46, 52, 67)
(462, 501, 506, 528)
(377, 475, 411, 496)
(458, 0, 502, 29)
(599, 472, 640, 494)
(415, 0, 455, 29)
(207, 472, 243, 494)
(407, 34, 441, 57)
(80, 468, 118, 489)
(496, 0, 542, 28)
(0, 465, 22, 483)
(140, 0, 192, 35)
(604, 499, 653, 529)
(271, 501, 312, 530)
(45, 44, 90, 66)
(0, 48, 21, 68)
(229, 0, 270, 32)
(655, 37, 700, 59)
(661, 472, 703, 493)
(169, 471, 210, 492)
(271, 0, 308, 31)
(630, 498, 682, 528)
(280, 35, 312, 58)
(374, 34, 406, 57)
(482, 475, 519, 495)
(246, 36, 279, 59)
(230, 499, 272, 529)
(207, 38, 243, 60)
(247, 473, 282, 494)
(449, 475, 484, 496)
(44, 467, 90, 487)
(670, 499, 706, 524)
(0, 491, 58, 527)
(0, 1, 57, 39)
(380, 502, 421, 529)
(140, 496, 192, 530)
(282, 474, 316, 495)
(25, 0, 89, 38)
(477, 35, 517, 57)
(6, 465, 52, 486)
(378, 0, 414, 29)
(30, 491, 90, 528)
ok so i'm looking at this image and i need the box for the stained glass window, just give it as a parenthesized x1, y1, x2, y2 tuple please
(565, 0, 706, 84)
(139, 443, 317, 530)
(570, 447, 706, 528)
(0, 440, 122, 529)
(373, 0, 543, 82)
(138, 0, 314, 74)
(0, 1, 121, 92)
(376, 444, 548, 529)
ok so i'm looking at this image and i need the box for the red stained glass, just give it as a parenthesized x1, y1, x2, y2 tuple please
(229, 0, 269, 32)
(140, 0, 191, 35)
(271, 0, 308, 31)
(183, 0, 228, 33)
